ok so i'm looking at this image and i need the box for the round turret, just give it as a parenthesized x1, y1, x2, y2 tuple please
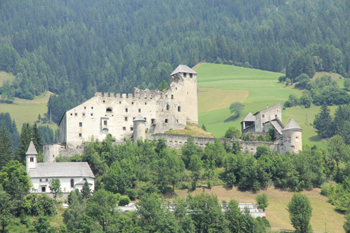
(133, 114, 146, 145)
(281, 119, 302, 153)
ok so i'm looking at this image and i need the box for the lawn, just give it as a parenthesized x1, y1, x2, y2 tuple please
(196, 63, 338, 147)
(0, 90, 58, 132)
(0, 71, 15, 85)
(173, 186, 345, 233)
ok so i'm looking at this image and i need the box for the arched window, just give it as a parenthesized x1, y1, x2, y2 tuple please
(70, 179, 74, 188)
(106, 108, 112, 112)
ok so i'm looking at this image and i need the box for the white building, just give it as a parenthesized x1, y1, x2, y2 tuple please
(26, 141, 95, 193)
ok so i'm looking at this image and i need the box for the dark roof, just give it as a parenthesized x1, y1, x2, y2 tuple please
(28, 162, 95, 178)
(242, 112, 255, 122)
(283, 119, 302, 131)
(26, 141, 38, 155)
(170, 65, 197, 76)
(270, 120, 283, 135)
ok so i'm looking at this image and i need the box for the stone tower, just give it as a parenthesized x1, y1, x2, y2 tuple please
(133, 114, 146, 145)
(170, 65, 198, 124)
(26, 141, 38, 173)
(281, 119, 302, 153)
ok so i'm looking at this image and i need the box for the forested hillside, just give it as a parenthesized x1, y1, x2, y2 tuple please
(0, 0, 350, 122)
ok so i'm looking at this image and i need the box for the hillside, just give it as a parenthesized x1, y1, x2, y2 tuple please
(196, 63, 338, 147)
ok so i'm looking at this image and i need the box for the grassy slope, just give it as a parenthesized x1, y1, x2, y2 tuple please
(173, 186, 344, 233)
(196, 63, 341, 147)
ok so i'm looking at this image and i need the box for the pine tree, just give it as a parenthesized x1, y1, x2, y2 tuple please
(32, 122, 42, 154)
(313, 103, 332, 138)
(0, 124, 13, 170)
(81, 181, 91, 200)
(16, 123, 32, 164)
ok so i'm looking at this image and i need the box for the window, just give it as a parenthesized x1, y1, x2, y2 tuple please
(130, 127, 134, 131)
(103, 100, 105, 103)
(91, 107, 93, 109)
(79, 133, 82, 137)
(144, 117, 147, 121)
(70, 179, 74, 188)
(151, 119, 155, 124)
(184, 73, 187, 77)
(42, 187, 46, 192)
(190, 73, 193, 78)
(132, 102, 134, 105)
(145, 102, 147, 105)
(91, 113, 93, 116)
(106, 107, 112, 112)
(79, 122, 82, 127)
(125, 108, 128, 112)
(75, 113, 78, 116)
(119, 101, 121, 104)
(125, 117, 128, 121)
(138, 109, 141, 113)
(178, 106, 181, 112)
(84, 106, 86, 109)
(83, 113, 85, 116)
(123, 127, 126, 131)
(275, 114, 277, 118)
(262, 114, 265, 118)
(296, 137, 299, 141)
(166, 104, 170, 110)
(104, 120, 107, 126)
(171, 95, 173, 99)
(165, 119, 168, 123)
(70, 113, 73, 116)
(30, 157, 34, 162)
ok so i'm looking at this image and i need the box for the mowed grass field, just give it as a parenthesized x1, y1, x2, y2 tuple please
(196, 63, 339, 147)
(173, 186, 345, 233)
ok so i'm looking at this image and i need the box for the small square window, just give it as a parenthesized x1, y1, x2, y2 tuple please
(123, 127, 126, 131)
(125, 117, 128, 121)
(125, 108, 128, 112)
(275, 114, 277, 118)
(119, 101, 121, 104)
(103, 100, 105, 103)
(262, 114, 265, 118)
(130, 127, 134, 131)
(83, 113, 85, 116)
(132, 102, 134, 105)
(91, 113, 93, 116)
(70, 113, 73, 116)
(79, 122, 82, 127)
(30, 157, 34, 162)
(75, 113, 78, 116)
(138, 109, 141, 113)
(145, 102, 147, 105)
(79, 133, 82, 137)
(165, 119, 168, 123)
(84, 106, 86, 109)
(91, 107, 93, 109)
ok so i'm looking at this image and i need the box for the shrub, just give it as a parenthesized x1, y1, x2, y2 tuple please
(177, 182, 189, 190)
(118, 196, 130, 206)
(137, 183, 159, 198)
(126, 189, 137, 201)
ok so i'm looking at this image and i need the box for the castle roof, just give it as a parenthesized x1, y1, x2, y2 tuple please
(28, 162, 95, 178)
(270, 120, 283, 135)
(133, 114, 146, 122)
(242, 112, 255, 122)
(171, 65, 197, 76)
(26, 141, 38, 155)
(283, 119, 302, 131)
(254, 103, 281, 115)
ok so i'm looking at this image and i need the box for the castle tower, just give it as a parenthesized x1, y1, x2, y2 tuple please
(133, 114, 146, 145)
(26, 141, 38, 173)
(170, 65, 198, 124)
(281, 119, 302, 153)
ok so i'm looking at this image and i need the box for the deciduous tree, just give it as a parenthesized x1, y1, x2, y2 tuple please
(287, 193, 312, 233)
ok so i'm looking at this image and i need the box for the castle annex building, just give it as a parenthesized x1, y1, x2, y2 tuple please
(59, 65, 198, 147)
(241, 103, 302, 154)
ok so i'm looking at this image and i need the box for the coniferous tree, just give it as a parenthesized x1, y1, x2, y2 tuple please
(16, 123, 32, 164)
(32, 122, 42, 154)
(0, 124, 12, 170)
(313, 103, 333, 138)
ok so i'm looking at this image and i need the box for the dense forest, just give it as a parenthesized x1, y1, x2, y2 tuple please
(0, 0, 350, 122)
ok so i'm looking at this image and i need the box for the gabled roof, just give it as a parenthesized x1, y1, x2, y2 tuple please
(253, 103, 281, 115)
(270, 120, 283, 135)
(242, 112, 255, 122)
(283, 119, 302, 131)
(170, 65, 197, 76)
(26, 141, 38, 155)
(28, 162, 95, 178)
(133, 114, 146, 122)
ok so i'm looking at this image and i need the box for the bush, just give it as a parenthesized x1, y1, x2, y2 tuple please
(191, 180, 197, 190)
(118, 196, 130, 206)
(177, 182, 189, 190)
(126, 189, 137, 201)
(256, 217, 271, 227)
(137, 183, 159, 198)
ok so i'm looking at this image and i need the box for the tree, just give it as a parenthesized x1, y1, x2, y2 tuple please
(0, 191, 14, 233)
(81, 181, 91, 200)
(201, 124, 207, 132)
(287, 193, 312, 233)
(344, 214, 350, 233)
(229, 102, 245, 117)
(328, 135, 348, 181)
(159, 80, 167, 91)
(255, 193, 269, 211)
(223, 200, 243, 233)
(16, 123, 32, 164)
(224, 126, 241, 139)
(49, 178, 63, 201)
(0, 124, 12, 170)
(313, 103, 332, 138)
(344, 79, 350, 91)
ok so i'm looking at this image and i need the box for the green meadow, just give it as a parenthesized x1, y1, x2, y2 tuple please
(196, 63, 338, 148)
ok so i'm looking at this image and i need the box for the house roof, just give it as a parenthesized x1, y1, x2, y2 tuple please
(170, 65, 197, 76)
(253, 103, 281, 115)
(283, 119, 302, 131)
(133, 114, 146, 122)
(270, 120, 283, 135)
(242, 112, 255, 122)
(28, 162, 95, 178)
(26, 141, 38, 155)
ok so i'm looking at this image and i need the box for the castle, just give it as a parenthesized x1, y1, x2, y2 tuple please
(241, 103, 302, 154)
(43, 65, 302, 161)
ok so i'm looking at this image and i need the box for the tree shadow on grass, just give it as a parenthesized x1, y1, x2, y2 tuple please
(224, 114, 239, 122)
(309, 135, 322, 142)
